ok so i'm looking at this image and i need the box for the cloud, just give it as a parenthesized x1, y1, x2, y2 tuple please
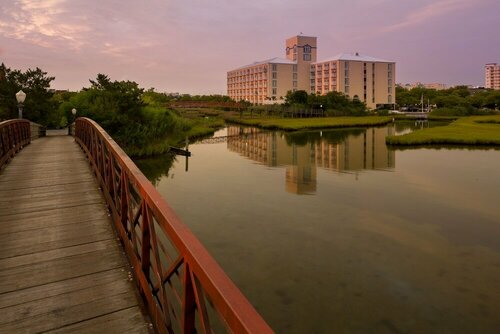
(0, 0, 90, 49)
(381, 0, 489, 32)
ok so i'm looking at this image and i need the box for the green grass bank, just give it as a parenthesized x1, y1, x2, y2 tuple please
(386, 116, 500, 146)
(227, 116, 393, 131)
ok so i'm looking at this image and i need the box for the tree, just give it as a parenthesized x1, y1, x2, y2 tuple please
(0, 63, 56, 124)
(483, 90, 500, 109)
(285, 90, 308, 105)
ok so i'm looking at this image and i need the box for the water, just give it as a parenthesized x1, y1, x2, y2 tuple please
(135, 122, 500, 333)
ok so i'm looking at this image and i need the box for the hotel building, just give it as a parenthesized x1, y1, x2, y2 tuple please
(485, 63, 500, 90)
(227, 35, 396, 109)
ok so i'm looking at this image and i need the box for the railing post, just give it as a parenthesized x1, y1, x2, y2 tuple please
(140, 200, 151, 281)
(182, 263, 196, 334)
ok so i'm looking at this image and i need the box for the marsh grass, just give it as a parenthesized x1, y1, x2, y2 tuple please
(386, 116, 500, 146)
(125, 108, 224, 157)
(227, 116, 393, 131)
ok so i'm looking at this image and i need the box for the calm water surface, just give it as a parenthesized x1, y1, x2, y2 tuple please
(136, 122, 500, 333)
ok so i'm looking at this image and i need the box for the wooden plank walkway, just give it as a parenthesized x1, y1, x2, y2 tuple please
(0, 132, 152, 333)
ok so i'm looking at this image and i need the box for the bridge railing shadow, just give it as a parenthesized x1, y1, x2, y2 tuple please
(73, 117, 273, 334)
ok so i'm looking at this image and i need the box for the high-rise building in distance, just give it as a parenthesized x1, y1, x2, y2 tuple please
(485, 63, 500, 90)
(227, 35, 396, 109)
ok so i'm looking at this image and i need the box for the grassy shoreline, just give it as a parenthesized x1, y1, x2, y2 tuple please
(226, 116, 393, 131)
(125, 115, 224, 157)
(386, 116, 500, 146)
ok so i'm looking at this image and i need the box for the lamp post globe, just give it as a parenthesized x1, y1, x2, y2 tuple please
(71, 108, 77, 116)
(16, 90, 26, 119)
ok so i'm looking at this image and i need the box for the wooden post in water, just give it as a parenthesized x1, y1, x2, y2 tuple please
(185, 136, 189, 172)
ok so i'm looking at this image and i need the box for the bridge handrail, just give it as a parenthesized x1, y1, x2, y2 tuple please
(74, 118, 273, 334)
(0, 119, 31, 169)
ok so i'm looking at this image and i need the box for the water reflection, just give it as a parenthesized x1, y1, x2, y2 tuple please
(134, 153, 177, 185)
(226, 126, 395, 194)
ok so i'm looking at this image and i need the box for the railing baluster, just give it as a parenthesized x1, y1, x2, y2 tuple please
(140, 200, 151, 282)
(182, 263, 196, 334)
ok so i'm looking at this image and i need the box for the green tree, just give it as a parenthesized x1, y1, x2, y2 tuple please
(0, 63, 56, 124)
(285, 90, 308, 105)
(483, 90, 500, 109)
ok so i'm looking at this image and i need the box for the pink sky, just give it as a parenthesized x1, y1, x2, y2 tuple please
(1, 0, 499, 94)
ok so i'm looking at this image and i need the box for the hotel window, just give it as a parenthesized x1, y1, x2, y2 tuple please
(293, 73, 297, 80)
(388, 95, 392, 103)
(293, 65, 297, 72)
(304, 45, 311, 53)
(388, 63, 393, 71)
(293, 81, 297, 87)
(272, 64, 277, 71)
(272, 80, 277, 87)
(303, 54, 311, 61)
(388, 87, 392, 94)
(345, 86, 350, 94)
(272, 72, 277, 79)
(344, 78, 349, 85)
(272, 88, 277, 95)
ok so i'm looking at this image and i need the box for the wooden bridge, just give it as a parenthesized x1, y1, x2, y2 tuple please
(0, 119, 273, 334)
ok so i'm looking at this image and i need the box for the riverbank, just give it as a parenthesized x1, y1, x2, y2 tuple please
(227, 116, 393, 131)
(386, 116, 500, 146)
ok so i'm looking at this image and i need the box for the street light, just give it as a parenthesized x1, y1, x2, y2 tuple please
(16, 90, 26, 119)
(71, 108, 77, 119)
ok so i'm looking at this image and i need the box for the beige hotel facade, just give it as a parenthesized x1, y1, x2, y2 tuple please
(227, 35, 396, 109)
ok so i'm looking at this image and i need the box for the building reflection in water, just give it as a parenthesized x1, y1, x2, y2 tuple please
(226, 126, 395, 194)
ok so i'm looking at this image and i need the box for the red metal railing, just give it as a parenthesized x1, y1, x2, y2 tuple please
(74, 118, 273, 334)
(0, 119, 31, 169)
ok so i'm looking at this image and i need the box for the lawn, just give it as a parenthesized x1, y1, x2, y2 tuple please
(386, 116, 500, 146)
(227, 116, 393, 131)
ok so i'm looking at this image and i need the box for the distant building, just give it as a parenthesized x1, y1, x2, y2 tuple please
(227, 35, 396, 109)
(48, 89, 70, 94)
(402, 82, 447, 90)
(423, 83, 447, 90)
(485, 63, 500, 90)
